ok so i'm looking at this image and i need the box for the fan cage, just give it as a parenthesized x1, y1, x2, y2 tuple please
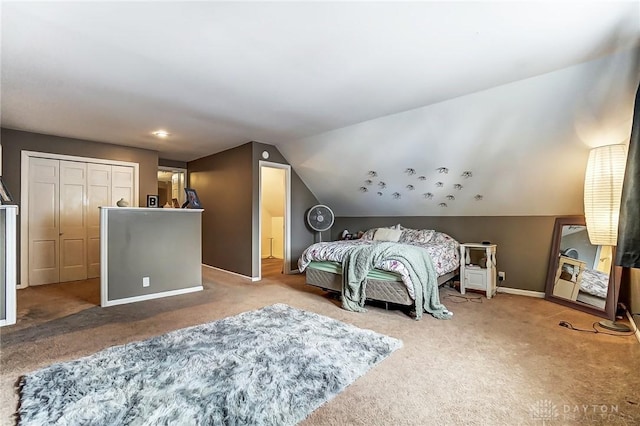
(306, 204, 335, 232)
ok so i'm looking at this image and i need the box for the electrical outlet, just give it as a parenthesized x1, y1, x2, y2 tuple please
(498, 271, 506, 281)
(143, 276, 150, 287)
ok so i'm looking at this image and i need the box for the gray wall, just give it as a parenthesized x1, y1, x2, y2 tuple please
(0, 209, 5, 321)
(1, 128, 160, 283)
(188, 143, 254, 276)
(159, 158, 188, 169)
(187, 141, 319, 278)
(106, 208, 202, 301)
(334, 216, 556, 293)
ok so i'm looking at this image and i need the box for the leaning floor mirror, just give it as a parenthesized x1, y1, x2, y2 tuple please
(544, 216, 620, 320)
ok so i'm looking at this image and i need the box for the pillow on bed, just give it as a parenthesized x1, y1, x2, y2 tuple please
(373, 228, 402, 242)
(399, 228, 435, 244)
(361, 224, 401, 240)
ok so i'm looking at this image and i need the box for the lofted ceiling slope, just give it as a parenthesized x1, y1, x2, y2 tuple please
(1, 2, 639, 216)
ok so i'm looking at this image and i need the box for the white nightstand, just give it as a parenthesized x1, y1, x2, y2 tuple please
(459, 243, 497, 299)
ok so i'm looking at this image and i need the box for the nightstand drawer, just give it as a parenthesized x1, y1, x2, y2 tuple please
(464, 269, 487, 289)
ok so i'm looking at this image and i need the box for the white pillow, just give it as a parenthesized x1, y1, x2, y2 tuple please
(373, 228, 402, 242)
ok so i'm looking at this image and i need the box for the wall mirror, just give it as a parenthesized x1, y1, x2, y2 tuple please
(157, 167, 186, 208)
(544, 216, 620, 320)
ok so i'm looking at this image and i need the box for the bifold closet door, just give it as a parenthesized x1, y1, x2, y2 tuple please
(28, 157, 135, 285)
(28, 158, 60, 285)
(59, 160, 88, 282)
(87, 164, 111, 279)
(112, 165, 134, 206)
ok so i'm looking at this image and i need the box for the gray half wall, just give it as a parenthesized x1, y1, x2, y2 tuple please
(105, 208, 202, 302)
(333, 216, 556, 293)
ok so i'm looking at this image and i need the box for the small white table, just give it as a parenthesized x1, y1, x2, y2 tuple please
(459, 243, 497, 299)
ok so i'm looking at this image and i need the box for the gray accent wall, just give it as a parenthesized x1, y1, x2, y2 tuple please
(187, 141, 319, 278)
(105, 208, 202, 302)
(333, 216, 556, 293)
(0, 128, 159, 283)
(159, 158, 188, 169)
(188, 143, 254, 276)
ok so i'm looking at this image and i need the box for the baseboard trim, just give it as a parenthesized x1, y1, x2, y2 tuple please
(102, 285, 203, 307)
(626, 311, 640, 344)
(202, 264, 259, 281)
(497, 286, 545, 298)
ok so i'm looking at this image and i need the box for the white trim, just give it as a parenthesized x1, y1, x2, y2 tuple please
(100, 207, 203, 212)
(100, 207, 109, 307)
(626, 311, 640, 345)
(258, 161, 291, 281)
(496, 286, 545, 298)
(0, 206, 18, 326)
(102, 286, 203, 307)
(20, 150, 140, 288)
(202, 263, 259, 281)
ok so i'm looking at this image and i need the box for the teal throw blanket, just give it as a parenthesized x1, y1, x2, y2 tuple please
(342, 242, 452, 320)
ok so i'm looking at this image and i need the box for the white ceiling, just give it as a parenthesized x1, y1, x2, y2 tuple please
(2, 2, 639, 216)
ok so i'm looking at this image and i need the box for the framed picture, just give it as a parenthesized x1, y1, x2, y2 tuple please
(146, 194, 159, 208)
(184, 188, 202, 208)
(0, 177, 14, 204)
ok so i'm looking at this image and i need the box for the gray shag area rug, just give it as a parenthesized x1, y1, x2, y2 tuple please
(17, 304, 402, 425)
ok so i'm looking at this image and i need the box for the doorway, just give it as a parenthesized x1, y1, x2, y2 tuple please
(157, 167, 187, 208)
(259, 162, 291, 279)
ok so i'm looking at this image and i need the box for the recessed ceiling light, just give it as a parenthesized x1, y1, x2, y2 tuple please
(152, 130, 170, 138)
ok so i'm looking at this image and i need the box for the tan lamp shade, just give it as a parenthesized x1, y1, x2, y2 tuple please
(584, 144, 627, 246)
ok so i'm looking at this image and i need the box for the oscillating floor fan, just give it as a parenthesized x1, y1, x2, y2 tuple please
(306, 204, 335, 242)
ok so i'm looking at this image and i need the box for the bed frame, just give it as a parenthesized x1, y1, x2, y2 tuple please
(305, 266, 458, 307)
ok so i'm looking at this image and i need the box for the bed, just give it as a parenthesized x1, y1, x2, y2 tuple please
(576, 267, 609, 308)
(555, 255, 609, 308)
(298, 226, 460, 319)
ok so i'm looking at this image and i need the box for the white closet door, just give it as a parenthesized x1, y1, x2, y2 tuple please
(28, 158, 60, 285)
(59, 160, 88, 282)
(87, 164, 111, 278)
(112, 165, 134, 206)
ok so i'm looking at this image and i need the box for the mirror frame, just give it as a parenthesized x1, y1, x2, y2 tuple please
(544, 216, 620, 320)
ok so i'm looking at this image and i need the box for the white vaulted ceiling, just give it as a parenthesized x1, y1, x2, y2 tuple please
(1, 2, 639, 216)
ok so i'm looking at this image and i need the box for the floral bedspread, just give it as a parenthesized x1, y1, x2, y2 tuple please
(298, 236, 459, 299)
(579, 268, 609, 299)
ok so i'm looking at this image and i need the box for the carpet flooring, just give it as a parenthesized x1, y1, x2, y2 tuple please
(1, 262, 640, 425)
